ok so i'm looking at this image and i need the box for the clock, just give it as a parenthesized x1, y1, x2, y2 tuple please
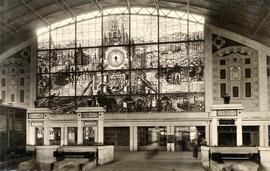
(105, 48, 127, 69)
(230, 66, 241, 80)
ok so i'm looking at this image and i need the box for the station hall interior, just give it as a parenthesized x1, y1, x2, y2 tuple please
(1, 0, 270, 170)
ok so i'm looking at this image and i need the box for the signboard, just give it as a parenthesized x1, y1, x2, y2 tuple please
(31, 121, 44, 127)
(217, 110, 237, 116)
(28, 113, 44, 119)
(219, 119, 235, 125)
(84, 121, 97, 126)
(81, 112, 99, 118)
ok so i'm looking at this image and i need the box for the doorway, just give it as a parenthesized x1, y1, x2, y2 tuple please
(218, 126, 236, 146)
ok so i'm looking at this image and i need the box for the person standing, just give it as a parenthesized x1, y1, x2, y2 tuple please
(192, 139, 198, 159)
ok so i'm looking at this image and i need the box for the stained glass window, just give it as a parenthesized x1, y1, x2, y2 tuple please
(36, 7, 205, 112)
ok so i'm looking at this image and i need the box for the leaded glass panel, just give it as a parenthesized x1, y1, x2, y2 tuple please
(131, 45, 158, 69)
(76, 72, 102, 96)
(76, 48, 102, 72)
(103, 71, 130, 95)
(131, 70, 158, 94)
(37, 74, 50, 97)
(37, 51, 50, 74)
(51, 24, 75, 49)
(103, 46, 129, 70)
(50, 49, 75, 73)
(50, 73, 75, 96)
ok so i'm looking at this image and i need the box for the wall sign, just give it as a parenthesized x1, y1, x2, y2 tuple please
(31, 121, 44, 127)
(28, 113, 44, 119)
(219, 119, 235, 125)
(84, 121, 97, 126)
(81, 112, 99, 118)
(217, 110, 237, 116)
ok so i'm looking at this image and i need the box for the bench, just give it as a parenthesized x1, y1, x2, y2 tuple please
(53, 151, 96, 161)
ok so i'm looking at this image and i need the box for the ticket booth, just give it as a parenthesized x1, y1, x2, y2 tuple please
(210, 104, 243, 146)
(26, 107, 105, 148)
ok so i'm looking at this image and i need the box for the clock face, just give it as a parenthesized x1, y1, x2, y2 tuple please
(105, 47, 128, 69)
(107, 49, 125, 68)
(9, 75, 17, 86)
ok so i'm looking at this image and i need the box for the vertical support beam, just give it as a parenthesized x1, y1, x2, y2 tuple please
(265, 125, 269, 147)
(260, 124, 266, 147)
(204, 26, 213, 112)
(43, 119, 49, 145)
(210, 118, 218, 146)
(61, 127, 65, 145)
(166, 126, 175, 152)
(30, 39, 37, 107)
(205, 123, 210, 145)
(130, 126, 134, 151)
(236, 118, 242, 146)
(258, 50, 268, 111)
(77, 119, 83, 145)
(133, 126, 138, 151)
(97, 113, 104, 144)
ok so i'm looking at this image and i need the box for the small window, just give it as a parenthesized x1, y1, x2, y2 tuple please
(20, 90, 24, 103)
(220, 59, 226, 65)
(20, 77, 25, 86)
(233, 58, 237, 62)
(20, 69, 25, 73)
(245, 68, 251, 78)
(1, 70, 6, 74)
(232, 86, 239, 97)
(1, 91, 5, 103)
(11, 94, 15, 102)
(245, 82, 251, 97)
(220, 83, 226, 98)
(1, 78, 6, 87)
(245, 58, 251, 64)
(220, 69, 226, 79)
(267, 56, 270, 65)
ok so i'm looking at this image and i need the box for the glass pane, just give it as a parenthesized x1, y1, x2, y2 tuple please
(188, 22, 204, 40)
(76, 48, 102, 72)
(103, 15, 129, 46)
(159, 67, 190, 93)
(131, 70, 158, 94)
(37, 31, 50, 50)
(77, 17, 102, 47)
(103, 71, 130, 95)
(131, 15, 158, 43)
(37, 74, 50, 97)
(131, 45, 158, 69)
(159, 17, 188, 42)
(160, 43, 188, 67)
(50, 49, 75, 73)
(76, 72, 102, 96)
(51, 24, 75, 49)
(189, 41, 204, 66)
(103, 46, 129, 70)
(37, 51, 50, 74)
(50, 73, 75, 96)
(49, 96, 76, 113)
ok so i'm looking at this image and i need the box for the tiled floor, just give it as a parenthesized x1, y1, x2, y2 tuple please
(92, 151, 205, 171)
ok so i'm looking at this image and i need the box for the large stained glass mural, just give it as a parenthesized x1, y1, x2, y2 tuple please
(36, 7, 204, 113)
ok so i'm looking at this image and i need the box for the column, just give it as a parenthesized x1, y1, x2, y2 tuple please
(133, 126, 138, 151)
(43, 120, 49, 145)
(130, 126, 134, 151)
(77, 120, 83, 145)
(210, 118, 218, 146)
(205, 124, 210, 146)
(30, 39, 37, 108)
(236, 118, 242, 146)
(61, 127, 65, 145)
(166, 126, 175, 152)
(28, 124, 35, 145)
(260, 124, 265, 147)
(63, 127, 67, 145)
(204, 26, 213, 112)
(98, 118, 104, 144)
(258, 50, 268, 111)
(265, 125, 269, 147)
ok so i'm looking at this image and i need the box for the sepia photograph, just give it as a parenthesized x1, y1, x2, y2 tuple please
(0, 0, 269, 170)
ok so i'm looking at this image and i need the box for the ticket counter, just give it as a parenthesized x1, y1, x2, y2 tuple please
(26, 107, 105, 148)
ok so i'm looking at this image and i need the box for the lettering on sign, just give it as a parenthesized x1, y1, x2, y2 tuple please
(28, 113, 44, 119)
(217, 110, 237, 116)
(31, 121, 44, 127)
(81, 113, 99, 118)
(84, 121, 97, 126)
(219, 119, 235, 125)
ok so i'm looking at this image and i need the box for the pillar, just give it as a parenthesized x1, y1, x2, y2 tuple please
(258, 50, 268, 111)
(210, 118, 218, 146)
(63, 127, 67, 145)
(166, 126, 175, 152)
(129, 126, 138, 151)
(204, 26, 213, 112)
(236, 118, 242, 146)
(205, 124, 210, 146)
(265, 125, 269, 147)
(98, 118, 104, 144)
(77, 120, 83, 145)
(260, 124, 266, 147)
(43, 120, 49, 145)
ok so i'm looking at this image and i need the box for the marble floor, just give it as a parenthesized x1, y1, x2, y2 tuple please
(92, 151, 205, 171)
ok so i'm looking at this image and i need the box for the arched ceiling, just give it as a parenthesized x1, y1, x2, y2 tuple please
(0, 0, 270, 54)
